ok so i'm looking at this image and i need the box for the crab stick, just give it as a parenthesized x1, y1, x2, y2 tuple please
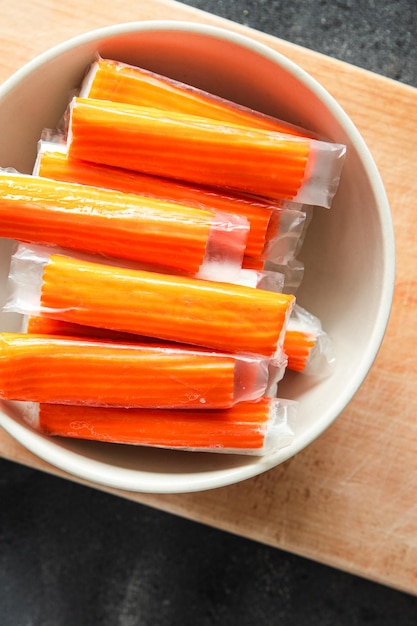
(25, 315, 145, 341)
(283, 330, 316, 372)
(67, 97, 346, 208)
(0, 333, 273, 408)
(20, 396, 297, 455)
(81, 57, 309, 137)
(36, 144, 299, 260)
(284, 305, 335, 374)
(23, 316, 288, 395)
(6, 244, 295, 357)
(0, 170, 249, 279)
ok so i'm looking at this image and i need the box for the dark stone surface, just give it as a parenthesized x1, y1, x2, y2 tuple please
(1, 2, 417, 624)
(181, 0, 417, 86)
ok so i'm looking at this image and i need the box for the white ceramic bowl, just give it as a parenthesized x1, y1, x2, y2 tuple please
(0, 21, 395, 493)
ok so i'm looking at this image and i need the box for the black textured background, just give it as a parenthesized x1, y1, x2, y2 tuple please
(181, 0, 417, 85)
(1, 1, 417, 624)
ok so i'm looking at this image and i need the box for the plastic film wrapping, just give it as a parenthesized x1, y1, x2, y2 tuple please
(5, 244, 295, 357)
(0, 333, 278, 408)
(17, 396, 298, 456)
(80, 57, 315, 138)
(67, 96, 346, 207)
(0, 169, 249, 279)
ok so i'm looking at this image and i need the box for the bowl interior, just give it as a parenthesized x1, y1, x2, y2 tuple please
(0, 23, 394, 493)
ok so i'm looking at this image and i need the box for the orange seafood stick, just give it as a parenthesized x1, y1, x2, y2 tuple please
(67, 97, 346, 207)
(24, 315, 288, 382)
(0, 170, 249, 278)
(0, 333, 271, 408)
(283, 330, 316, 372)
(25, 315, 150, 342)
(6, 245, 295, 357)
(284, 305, 335, 374)
(24, 315, 288, 393)
(81, 57, 309, 137)
(22, 396, 297, 455)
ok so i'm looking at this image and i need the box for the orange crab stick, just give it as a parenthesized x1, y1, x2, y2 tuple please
(7, 245, 295, 357)
(25, 315, 151, 342)
(0, 170, 249, 278)
(36, 145, 283, 259)
(23, 316, 288, 395)
(283, 330, 316, 372)
(21, 396, 297, 455)
(81, 57, 309, 137)
(0, 333, 271, 408)
(284, 305, 335, 374)
(67, 97, 346, 207)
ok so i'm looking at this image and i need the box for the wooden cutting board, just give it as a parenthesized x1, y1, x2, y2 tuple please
(1, 0, 416, 596)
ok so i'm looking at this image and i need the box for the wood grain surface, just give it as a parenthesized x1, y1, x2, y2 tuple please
(0, 0, 416, 596)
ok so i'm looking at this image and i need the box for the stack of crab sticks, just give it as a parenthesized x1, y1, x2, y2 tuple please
(35, 139, 309, 269)
(0, 57, 344, 455)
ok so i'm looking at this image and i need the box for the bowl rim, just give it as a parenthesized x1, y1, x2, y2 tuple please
(0, 20, 396, 493)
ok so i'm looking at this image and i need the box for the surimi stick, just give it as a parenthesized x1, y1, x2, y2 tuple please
(25, 315, 149, 341)
(6, 244, 295, 357)
(284, 305, 335, 374)
(81, 57, 310, 137)
(36, 144, 307, 261)
(0, 170, 249, 279)
(283, 330, 316, 372)
(0, 333, 273, 408)
(67, 97, 346, 208)
(19, 396, 297, 455)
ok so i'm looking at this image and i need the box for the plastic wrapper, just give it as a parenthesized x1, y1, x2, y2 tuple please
(35, 141, 309, 263)
(284, 304, 335, 375)
(233, 268, 285, 292)
(80, 57, 315, 138)
(67, 96, 346, 208)
(261, 208, 308, 265)
(243, 257, 305, 295)
(0, 169, 249, 282)
(18, 396, 297, 455)
(5, 244, 295, 357)
(0, 332, 284, 408)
